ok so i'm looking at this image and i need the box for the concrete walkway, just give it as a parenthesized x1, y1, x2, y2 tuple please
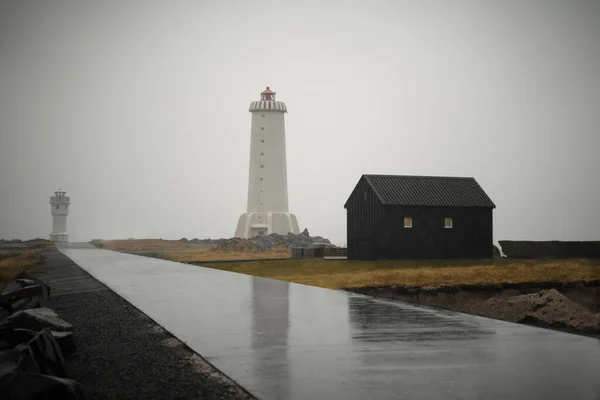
(58, 243, 600, 400)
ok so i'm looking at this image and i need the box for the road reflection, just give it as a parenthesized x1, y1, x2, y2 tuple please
(251, 277, 291, 400)
(348, 294, 495, 342)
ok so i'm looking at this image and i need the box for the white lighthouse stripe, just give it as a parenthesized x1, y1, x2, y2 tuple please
(248, 101, 287, 113)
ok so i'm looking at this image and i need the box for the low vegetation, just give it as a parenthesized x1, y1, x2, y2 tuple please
(90, 239, 214, 252)
(199, 258, 600, 290)
(162, 246, 291, 262)
(0, 248, 52, 291)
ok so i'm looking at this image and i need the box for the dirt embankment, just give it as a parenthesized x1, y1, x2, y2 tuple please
(346, 281, 600, 337)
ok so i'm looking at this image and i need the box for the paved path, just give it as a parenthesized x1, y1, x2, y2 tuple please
(57, 243, 600, 400)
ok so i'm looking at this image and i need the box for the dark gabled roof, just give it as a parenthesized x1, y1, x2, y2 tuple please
(345, 174, 496, 208)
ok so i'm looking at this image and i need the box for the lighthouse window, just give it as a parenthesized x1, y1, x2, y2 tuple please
(260, 177, 264, 181)
(260, 152, 264, 156)
(261, 113, 265, 118)
(261, 127, 265, 131)
(260, 165, 264, 168)
(56, 205, 59, 210)
(260, 140, 264, 143)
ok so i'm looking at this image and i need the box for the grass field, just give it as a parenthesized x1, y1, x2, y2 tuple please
(0, 248, 52, 291)
(161, 248, 291, 262)
(198, 258, 600, 290)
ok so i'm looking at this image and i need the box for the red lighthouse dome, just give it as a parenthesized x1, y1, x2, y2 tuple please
(260, 86, 276, 101)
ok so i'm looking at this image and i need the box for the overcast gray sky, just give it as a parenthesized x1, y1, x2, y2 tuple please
(1, 0, 599, 246)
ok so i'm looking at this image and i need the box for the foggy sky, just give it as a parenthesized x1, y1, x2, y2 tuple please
(1, 0, 599, 246)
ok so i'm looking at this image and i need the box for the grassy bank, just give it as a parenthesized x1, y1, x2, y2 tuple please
(199, 258, 600, 290)
(162, 248, 290, 262)
(91, 239, 214, 252)
(0, 248, 52, 291)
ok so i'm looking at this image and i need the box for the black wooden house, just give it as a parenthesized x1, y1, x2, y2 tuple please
(344, 175, 496, 260)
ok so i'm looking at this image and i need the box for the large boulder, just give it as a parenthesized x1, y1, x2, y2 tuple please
(11, 329, 76, 358)
(0, 329, 67, 378)
(1, 273, 51, 314)
(7, 308, 73, 333)
(484, 289, 600, 334)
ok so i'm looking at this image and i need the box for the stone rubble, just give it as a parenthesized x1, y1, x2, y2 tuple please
(484, 289, 600, 334)
(199, 230, 333, 253)
(0, 272, 83, 399)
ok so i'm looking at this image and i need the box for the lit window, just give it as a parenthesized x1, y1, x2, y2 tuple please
(260, 177, 264, 181)
(261, 127, 265, 131)
(260, 140, 264, 143)
(445, 218, 453, 228)
(261, 113, 265, 118)
(404, 217, 412, 228)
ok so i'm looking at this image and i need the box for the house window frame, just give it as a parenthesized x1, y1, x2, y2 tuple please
(445, 217, 453, 229)
(404, 217, 412, 228)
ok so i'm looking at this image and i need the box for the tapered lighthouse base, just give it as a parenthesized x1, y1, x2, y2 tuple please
(49, 233, 69, 243)
(235, 212, 300, 239)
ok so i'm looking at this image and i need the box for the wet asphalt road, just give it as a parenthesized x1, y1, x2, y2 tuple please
(57, 243, 600, 400)
(37, 249, 254, 400)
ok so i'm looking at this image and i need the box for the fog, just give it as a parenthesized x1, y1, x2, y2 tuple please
(1, 0, 599, 246)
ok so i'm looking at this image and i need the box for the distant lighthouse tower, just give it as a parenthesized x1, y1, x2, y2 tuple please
(49, 189, 70, 243)
(235, 87, 300, 238)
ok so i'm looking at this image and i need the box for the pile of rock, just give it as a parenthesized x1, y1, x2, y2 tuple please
(484, 289, 600, 335)
(212, 229, 332, 253)
(0, 272, 82, 399)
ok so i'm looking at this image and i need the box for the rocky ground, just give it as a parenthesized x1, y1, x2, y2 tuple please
(184, 229, 332, 252)
(483, 289, 600, 334)
(347, 283, 600, 337)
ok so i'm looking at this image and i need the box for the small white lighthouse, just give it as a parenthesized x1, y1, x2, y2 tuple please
(235, 87, 300, 238)
(49, 189, 70, 243)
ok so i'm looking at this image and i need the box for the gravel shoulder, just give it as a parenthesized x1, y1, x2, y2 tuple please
(37, 250, 256, 400)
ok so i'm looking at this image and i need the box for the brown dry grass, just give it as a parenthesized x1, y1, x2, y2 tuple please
(164, 248, 291, 262)
(0, 248, 52, 291)
(92, 239, 214, 252)
(199, 258, 600, 290)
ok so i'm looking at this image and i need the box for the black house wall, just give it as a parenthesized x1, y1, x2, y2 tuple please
(381, 206, 493, 259)
(345, 178, 383, 260)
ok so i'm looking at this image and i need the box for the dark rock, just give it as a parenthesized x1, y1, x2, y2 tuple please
(178, 237, 189, 243)
(25, 329, 67, 377)
(0, 286, 45, 315)
(0, 345, 40, 376)
(0, 372, 84, 400)
(301, 228, 310, 237)
(12, 329, 76, 358)
(7, 308, 73, 333)
(1, 273, 51, 314)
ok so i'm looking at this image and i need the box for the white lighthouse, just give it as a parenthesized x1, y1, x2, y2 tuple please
(235, 87, 300, 238)
(49, 189, 70, 243)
